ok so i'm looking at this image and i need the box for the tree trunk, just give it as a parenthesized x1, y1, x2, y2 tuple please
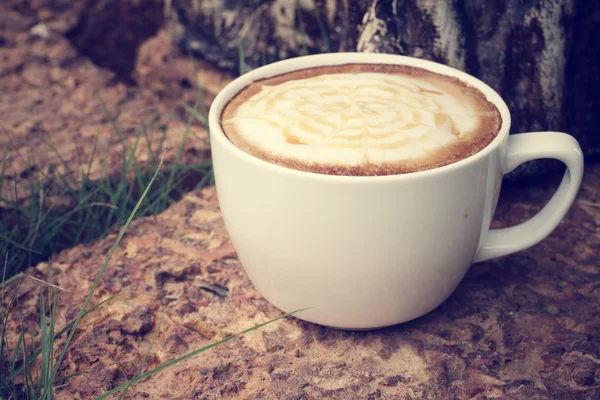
(165, 0, 371, 72)
(166, 0, 599, 176)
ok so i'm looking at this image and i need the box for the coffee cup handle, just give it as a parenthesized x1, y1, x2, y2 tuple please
(474, 131, 584, 263)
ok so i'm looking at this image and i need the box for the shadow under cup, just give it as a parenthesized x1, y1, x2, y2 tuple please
(208, 53, 583, 330)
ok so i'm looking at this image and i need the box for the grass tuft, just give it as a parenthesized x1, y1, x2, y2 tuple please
(49, 153, 167, 390)
(0, 98, 212, 279)
(1, 154, 300, 399)
(0, 41, 305, 399)
(0, 87, 217, 397)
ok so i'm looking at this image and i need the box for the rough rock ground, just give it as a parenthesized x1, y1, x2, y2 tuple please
(4, 164, 600, 399)
(0, 6, 230, 203)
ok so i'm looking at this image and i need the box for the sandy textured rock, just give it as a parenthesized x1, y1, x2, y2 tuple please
(4, 164, 600, 399)
(0, 8, 216, 203)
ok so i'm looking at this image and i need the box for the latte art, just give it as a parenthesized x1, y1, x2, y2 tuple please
(221, 64, 501, 175)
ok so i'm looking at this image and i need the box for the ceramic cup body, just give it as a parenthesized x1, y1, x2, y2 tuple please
(208, 53, 583, 329)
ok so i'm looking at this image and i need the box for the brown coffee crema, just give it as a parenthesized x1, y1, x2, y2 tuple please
(220, 64, 502, 176)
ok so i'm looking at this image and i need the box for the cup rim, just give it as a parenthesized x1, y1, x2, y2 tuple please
(208, 52, 512, 182)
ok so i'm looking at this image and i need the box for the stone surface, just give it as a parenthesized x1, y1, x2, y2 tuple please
(4, 164, 600, 399)
(0, 7, 225, 203)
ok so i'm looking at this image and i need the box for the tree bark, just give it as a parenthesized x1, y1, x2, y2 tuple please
(165, 0, 371, 72)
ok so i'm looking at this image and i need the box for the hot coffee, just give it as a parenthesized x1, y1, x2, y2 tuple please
(220, 64, 502, 176)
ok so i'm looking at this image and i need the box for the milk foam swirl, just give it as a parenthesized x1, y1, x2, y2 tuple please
(223, 70, 497, 169)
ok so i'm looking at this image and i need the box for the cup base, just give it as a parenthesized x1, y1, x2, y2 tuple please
(258, 290, 444, 331)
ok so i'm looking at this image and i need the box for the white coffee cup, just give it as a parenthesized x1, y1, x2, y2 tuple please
(208, 53, 584, 330)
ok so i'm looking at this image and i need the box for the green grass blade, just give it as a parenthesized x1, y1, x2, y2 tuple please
(36, 202, 120, 245)
(142, 165, 211, 213)
(38, 287, 48, 395)
(0, 272, 26, 388)
(1, 252, 7, 309)
(141, 121, 154, 163)
(0, 155, 7, 204)
(96, 92, 126, 160)
(166, 103, 196, 192)
(56, 296, 116, 338)
(155, 126, 169, 167)
(0, 252, 8, 389)
(180, 102, 207, 127)
(5, 295, 117, 384)
(9, 331, 23, 371)
(44, 290, 58, 400)
(98, 91, 132, 228)
(72, 204, 94, 246)
(39, 133, 79, 203)
(120, 130, 144, 222)
(48, 156, 165, 386)
(18, 305, 32, 400)
(52, 370, 86, 386)
(93, 309, 307, 400)
(133, 126, 148, 198)
(0, 233, 43, 255)
(12, 174, 21, 229)
(27, 180, 48, 249)
(6, 331, 24, 398)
